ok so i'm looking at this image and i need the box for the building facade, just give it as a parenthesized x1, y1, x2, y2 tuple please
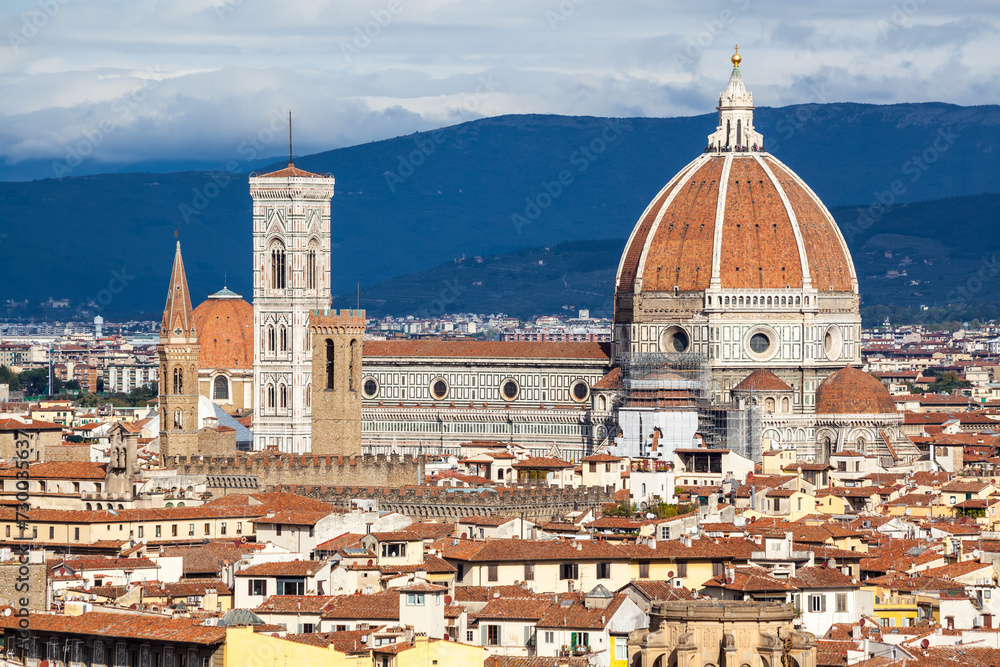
(612, 51, 862, 413)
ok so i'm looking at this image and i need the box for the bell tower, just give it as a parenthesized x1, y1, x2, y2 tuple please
(158, 240, 201, 460)
(250, 147, 335, 454)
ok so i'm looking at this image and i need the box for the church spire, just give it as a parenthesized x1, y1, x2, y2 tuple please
(162, 239, 196, 339)
(707, 47, 763, 151)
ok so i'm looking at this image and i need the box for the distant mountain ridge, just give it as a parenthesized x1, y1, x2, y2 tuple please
(0, 102, 996, 318)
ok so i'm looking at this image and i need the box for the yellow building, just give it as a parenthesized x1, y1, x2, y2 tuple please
(224, 627, 483, 667)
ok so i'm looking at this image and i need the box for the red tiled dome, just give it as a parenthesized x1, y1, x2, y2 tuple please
(192, 288, 253, 370)
(815, 366, 896, 415)
(616, 152, 856, 297)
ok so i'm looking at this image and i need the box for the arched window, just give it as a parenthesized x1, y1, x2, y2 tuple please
(305, 384, 311, 409)
(326, 339, 335, 389)
(306, 242, 318, 290)
(781, 397, 790, 412)
(270, 242, 286, 289)
(764, 397, 775, 413)
(736, 119, 742, 146)
(279, 325, 287, 352)
(172, 366, 183, 394)
(267, 325, 275, 353)
(725, 119, 731, 147)
(267, 384, 275, 409)
(279, 384, 287, 410)
(349, 339, 357, 391)
(213, 375, 229, 400)
(173, 410, 182, 429)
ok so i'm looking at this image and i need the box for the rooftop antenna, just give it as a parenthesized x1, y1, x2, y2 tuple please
(288, 110, 293, 166)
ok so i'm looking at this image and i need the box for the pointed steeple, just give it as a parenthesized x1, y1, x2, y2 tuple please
(162, 240, 196, 339)
(707, 46, 763, 151)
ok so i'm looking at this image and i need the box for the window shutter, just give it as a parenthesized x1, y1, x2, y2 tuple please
(481, 626, 487, 646)
(247, 580, 253, 596)
(820, 595, 827, 612)
(524, 625, 530, 645)
(262, 580, 267, 597)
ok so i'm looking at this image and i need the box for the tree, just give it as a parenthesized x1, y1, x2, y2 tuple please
(0, 365, 21, 391)
(65, 380, 81, 392)
(602, 500, 636, 517)
(18, 368, 49, 396)
(96, 377, 105, 393)
(927, 371, 970, 395)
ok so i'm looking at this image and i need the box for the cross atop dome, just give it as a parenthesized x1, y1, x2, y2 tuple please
(707, 47, 763, 151)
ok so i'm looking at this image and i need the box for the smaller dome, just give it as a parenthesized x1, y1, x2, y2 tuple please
(192, 289, 253, 370)
(732, 369, 792, 393)
(815, 367, 896, 415)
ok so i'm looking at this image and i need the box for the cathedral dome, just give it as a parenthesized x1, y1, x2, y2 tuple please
(192, 287, 253, 369)
(815, 366, 896, 415)
(616, 152, 856, 297)
(614, 55, 857, 312)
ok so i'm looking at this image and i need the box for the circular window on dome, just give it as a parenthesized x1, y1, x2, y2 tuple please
(570, 380, 590, 403)
(659, 326, 691, 354)
(823, 325, 844, 361)
(744, 326, 779, 361)
(430, 378, 449, 401)
(500, 379, 519, 401)
(362, 377, 379, 399)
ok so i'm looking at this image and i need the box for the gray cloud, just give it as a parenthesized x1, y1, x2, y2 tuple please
(0, 0, 996, 174)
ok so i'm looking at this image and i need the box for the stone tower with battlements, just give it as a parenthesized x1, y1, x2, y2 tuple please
(158, 241, 201, 459)
(308, 309, 365, 457)
(251, 162, 335, 453)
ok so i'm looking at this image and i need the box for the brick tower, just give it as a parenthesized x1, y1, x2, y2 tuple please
(308, 309, 365, 456)
(158, 241, 201, 459)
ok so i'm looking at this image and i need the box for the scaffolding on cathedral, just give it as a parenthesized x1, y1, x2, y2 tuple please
(618, 352, 762, 462)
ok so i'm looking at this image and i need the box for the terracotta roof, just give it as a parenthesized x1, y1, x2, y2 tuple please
(0, 417, 63, 431)
(254, 595, 335, 614)
(0, 461, 105, 480)
(192, 293, 253, 369)
(703, 566, 798, 592)
(144, 579, 232, 597)
(320, 590, 399, 620)
(485, 659, 590, 667)
(362, 340, 610, 360)
(591, 367, 622, 390)
(442, 538, 624, 562)
(622, 580, 696, 601)
(581, 453, 624, 462)
(314, 533, 364, 552)
(235, 560, 327, 577)
(616, 153, 854, 295)
(160, 542, 265, 575)
(256, 163, 326, 179)
(285, 629, 373, 653)
(788, 566, 859, 589)
(815, 367, 897, 415)
(732, 369, 793, 392)
(453, 585, 543, 602)
(0, 611, 225, 644)
(536, 592, 628, 630)
(512, 456, 575, 469)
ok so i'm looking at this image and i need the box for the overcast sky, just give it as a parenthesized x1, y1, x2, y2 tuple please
(1, 0, 996, 169)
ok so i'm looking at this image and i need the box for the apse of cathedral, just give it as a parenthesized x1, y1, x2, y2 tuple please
(156, 51, 917, 468)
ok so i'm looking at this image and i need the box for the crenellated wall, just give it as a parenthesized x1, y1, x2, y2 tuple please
(161, 452, 423, 489)
(272, 484, 616, 520)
